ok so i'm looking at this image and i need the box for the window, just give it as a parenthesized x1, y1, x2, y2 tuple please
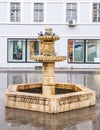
(93, 3, 100, 22)
(34, 3, 44, 22)
(68, 39, 100, 63)
(86, 40, 100, 62)
(68, 40, 84, 62)
(10, 3, 20, 22)
(8, 39, 39, 62)
(27, 40, 40, 62)
(66, 3, 77, 22)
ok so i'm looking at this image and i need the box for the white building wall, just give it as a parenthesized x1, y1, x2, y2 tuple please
(0, 0, 100, 68)
(23, 2, 32, 23)
(0, 2, 7, 22)
(79, 2, 90, 24)
(47, 2, 64, 23)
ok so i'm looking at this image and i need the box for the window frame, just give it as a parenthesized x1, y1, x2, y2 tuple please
(26, 39, 41, 62)
(7, 38, 40, 63)
(68, 39, 100, 64)
(93, 3, 100, 22)
(33, 3, 44, 22)
(66, 3, 77, 22)
(10, 2, 21, 22)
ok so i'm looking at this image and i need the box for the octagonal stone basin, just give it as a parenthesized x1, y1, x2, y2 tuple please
(5, 83, 95, 113)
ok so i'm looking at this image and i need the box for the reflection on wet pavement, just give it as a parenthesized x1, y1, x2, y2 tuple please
(5, 106, 98, 130)
(0, 71, 100, 130)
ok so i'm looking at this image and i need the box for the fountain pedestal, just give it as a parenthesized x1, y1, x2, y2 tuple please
(5, 28, 96, 113)
(42, 62, 55, 95)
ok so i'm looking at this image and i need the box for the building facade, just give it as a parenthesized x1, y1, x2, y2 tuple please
(0, 0, 100, 69)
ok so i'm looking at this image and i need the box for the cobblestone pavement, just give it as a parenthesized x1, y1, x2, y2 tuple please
(0, 70, 100, 130)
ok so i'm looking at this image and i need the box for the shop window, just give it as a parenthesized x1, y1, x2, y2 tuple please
(27, 40, 40, 62)
(8, 39, 26, 62)
(68, 39, 100, 63)
(68, 40, 84, 62)
(8, 39, 39, 63)
(86, 40, 100, 62)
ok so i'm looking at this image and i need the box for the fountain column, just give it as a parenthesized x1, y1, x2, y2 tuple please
(38, 28, 57, 95)
(42, 62, 55, 95)
(32, 28, 66, 95)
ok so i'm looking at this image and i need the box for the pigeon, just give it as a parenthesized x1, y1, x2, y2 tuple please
(38, 31, 43, 36)
(45, 32, 51, 36)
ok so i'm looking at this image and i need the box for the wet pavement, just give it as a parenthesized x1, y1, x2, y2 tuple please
(0, 70, 100, 130)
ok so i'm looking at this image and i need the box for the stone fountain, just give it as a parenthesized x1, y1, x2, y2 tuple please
(5, 28, 96, 113)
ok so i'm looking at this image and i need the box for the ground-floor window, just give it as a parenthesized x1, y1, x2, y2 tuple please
(8, 38, 40, 62)
(27, 39, 39, 62)
(68, 39, 100, 63)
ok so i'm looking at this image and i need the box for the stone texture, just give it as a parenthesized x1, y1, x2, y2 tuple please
(42, 85, 55, 95)
(42, 62, 55, 95)
(5, 83, 95, 113)
(31, 56, 66, 62)
(38, 36, 60, 42)
(41, 42, 55, 56)
(5, 28, 96, 113)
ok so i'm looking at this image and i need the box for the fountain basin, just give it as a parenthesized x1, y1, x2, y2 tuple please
(5, 83, 95, 113)
(38, 35, 60, 41)
(31, 56, 66, 62)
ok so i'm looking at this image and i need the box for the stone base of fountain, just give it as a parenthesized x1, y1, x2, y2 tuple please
(5, 83, 95, 113)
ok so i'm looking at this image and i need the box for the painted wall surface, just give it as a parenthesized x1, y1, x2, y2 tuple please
(47, 3, 64, 23)
(0, 2, 7, 22)
(23, 2, 32, 23)
(79, 2, 90, 24)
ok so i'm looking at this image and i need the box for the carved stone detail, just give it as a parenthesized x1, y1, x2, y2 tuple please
(58, 93, 93, 105)
(41, 42, 55, 56)
(8, 96, 50, 105)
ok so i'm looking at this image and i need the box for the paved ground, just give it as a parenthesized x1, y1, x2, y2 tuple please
(0, 70, 100, 130)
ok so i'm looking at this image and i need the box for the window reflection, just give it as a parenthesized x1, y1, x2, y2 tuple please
(8, 39, 39, 62)
(68, 40, 84, 62)
(68, 39, 100, 63)
(13, 41, 23, 60)
(86, 40, 100, 62)
(74, 40, 84, 62)
(8, 39, 26, 62)
(7, 73, 41, 86)
(7, 73, 26, 85)
(27, 40, 39, 62)
(7, 71, 100, 98)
